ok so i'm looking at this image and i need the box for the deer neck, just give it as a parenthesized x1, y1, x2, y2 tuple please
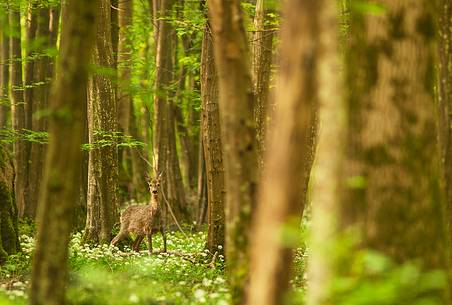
(150, 194, 159, 209)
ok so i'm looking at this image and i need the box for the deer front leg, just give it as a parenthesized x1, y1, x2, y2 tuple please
(133, 235, 144, 252)
(111, 230, 128, 247)
(147, 234, 153, 254)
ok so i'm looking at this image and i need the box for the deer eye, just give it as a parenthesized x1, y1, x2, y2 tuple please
(157, 183, 160, 187)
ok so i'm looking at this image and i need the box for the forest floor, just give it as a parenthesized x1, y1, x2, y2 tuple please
(0, 223, 307, 305)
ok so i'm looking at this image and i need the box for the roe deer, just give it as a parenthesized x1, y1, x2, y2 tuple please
(111, 175, 167, 253)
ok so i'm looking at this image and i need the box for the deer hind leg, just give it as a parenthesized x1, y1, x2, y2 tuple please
(147, 233, 153, 254)
(111, 230, 128, 247)
(160, 228, 167, 253)
(132, 235, 145, 252)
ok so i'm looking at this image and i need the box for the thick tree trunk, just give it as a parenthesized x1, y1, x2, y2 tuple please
(0, 144, 19, 264)
(207, 0, 258, 302)
(251, 0, 274, 167)
(83, 0, 118, 245)
(246, 1, 322, 304)
(29, 1, 99, 304)
(27, 8, 52, 219)
(9, 3, 27, 219)
(200, 28, 225, 254)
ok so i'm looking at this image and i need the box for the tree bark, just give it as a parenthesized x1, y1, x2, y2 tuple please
(200, 28, 225, 254)
(27, 7, 53, 219)
(207, 0, 258, 302)
(83, 0, 119, 245)
(0, 18, 10, 129)
(29, 0, 99, 303)
(9, 3, 27, 219)
(251, 0, 274, 167)
(246, 1, 322, 304)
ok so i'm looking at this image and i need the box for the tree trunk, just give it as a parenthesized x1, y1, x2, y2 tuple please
(0, 19, 10, 129)
(438, 0, 452, 248)
(207, 0, 258, 302)
(29, 0, 99, 304)
(23, 4, 38, 217)
(27, 8, 52, 219)
(83, 0, 118, 245)
(9, 3, 27, 219)
(0, 144, 19, 264)
(200, 28, 225, 254)
(338, 0, 448, 271)
(153, 0, 175, 224)
(246, 1, 321, 304)
(251, 0, 274, 167)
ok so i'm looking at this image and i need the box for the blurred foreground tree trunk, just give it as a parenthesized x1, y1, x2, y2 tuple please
(30, 0, 98, 303)
(200, 27, 225, 254)
(339, 0, 448, 270)
(9, 2, 27, 220)
(0, 144, 19, 264)
(246, 0, 324, 304)
(83, 0, 118, 244)
(207, 0, 258, 302)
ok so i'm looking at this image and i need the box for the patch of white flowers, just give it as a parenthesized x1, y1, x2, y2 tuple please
(1, 230, 231, 305)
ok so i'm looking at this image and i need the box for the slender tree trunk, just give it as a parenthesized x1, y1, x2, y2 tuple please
(251, 0, 274, 167)
(153, 0, 175, 226)
(246, 1, 323, 304)
(0, 144, 19, 265)
(207, 0, 258, 302)
(0, 18, 10, 129)
(27, 7, 52, 219)
(29, 0, 99, 304)
(200, 28, 225, 254)
(83, 0, 118, 245)
(9, 3, 27, 219)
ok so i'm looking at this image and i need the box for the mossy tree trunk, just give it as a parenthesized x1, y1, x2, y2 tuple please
(246, 1, 325, 304)
(29, 0, 99, 304)
(83, 0, 119, 245)
(0, 144, 19, 264)
(200, 27, 225, 254)
(207, 0, 258, 302)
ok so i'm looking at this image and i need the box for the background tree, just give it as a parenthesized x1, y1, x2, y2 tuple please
(83, 0, 119, 244)
(30, 0, 99, 303)
(200, 24, 225, 253)
(207, 0, 258, 302)
(0, 7, 9, 129)
(9, 0, 27, 220)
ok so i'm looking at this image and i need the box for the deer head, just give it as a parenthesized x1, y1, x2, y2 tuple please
(147, 172, 163, 195)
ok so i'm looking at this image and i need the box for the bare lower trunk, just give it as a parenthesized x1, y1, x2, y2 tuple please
(0, 24, 10, 128)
